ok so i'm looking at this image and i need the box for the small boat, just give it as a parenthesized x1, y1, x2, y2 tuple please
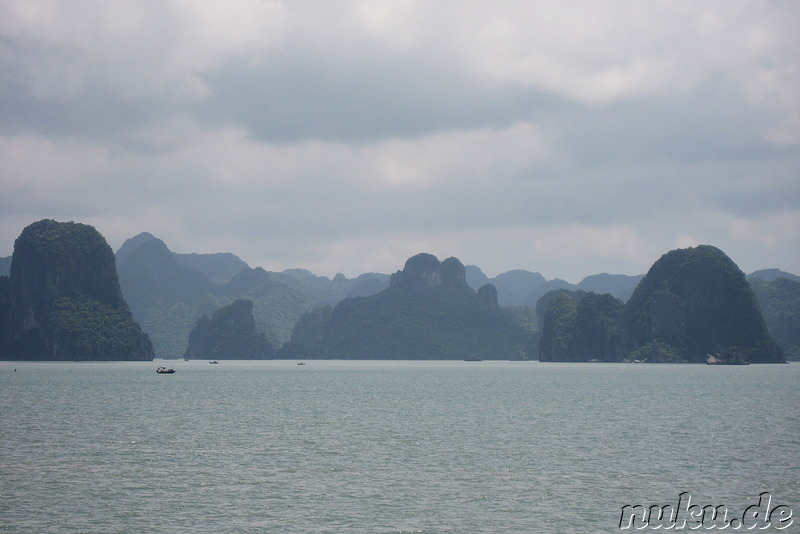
(156, 366, 175, 374)
(297, 361, 306, 366)
(209, 361, 219, 364)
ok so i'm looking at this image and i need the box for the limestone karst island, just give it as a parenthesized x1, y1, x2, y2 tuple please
(0, 220, 796, 363)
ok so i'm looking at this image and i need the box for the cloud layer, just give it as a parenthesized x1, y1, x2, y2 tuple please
(2, 0, 798, 281)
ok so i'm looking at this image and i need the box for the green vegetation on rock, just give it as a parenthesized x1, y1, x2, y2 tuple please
(538, 291, 579, 362)
(2, 222, 794, 364)
(749, 276, 800, 360)
(537, 245, 785, 363)
(623, 245, 784, 363)
(538, 291, 624, 362)
(570, 292, 624, 362)
(277, 305, 333, 359)
(116, 234, 389, 358)
(184, 299, 274, 360)
(1, 220, 153, 361)
(289, 253, 531, 359)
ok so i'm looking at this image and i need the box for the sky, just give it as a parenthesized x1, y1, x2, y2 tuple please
(1, 0, 799, 282)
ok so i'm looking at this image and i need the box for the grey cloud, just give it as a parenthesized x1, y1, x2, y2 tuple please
(1, 1, 798, 279)
(200, 48, 561, 144)
(0, 47, 187, 149)
(0, 81, 154, 141)
(699, 156, 800, 216)
(547, 77, 790, 167)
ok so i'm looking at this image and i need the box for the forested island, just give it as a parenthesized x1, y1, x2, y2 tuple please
(0, 220, 154, 361)
(184, 299, 274, 360)
(0, 219, 796, 362)
(538, 246, 785, 363)
(280, 253, 530, 360)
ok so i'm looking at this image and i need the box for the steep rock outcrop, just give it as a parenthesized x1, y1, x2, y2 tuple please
(569, 292, 625, 362)
(276, 305, 333, 359)
(538, 291, 579, 362)
(309, 253, 530, 359)
(538, 290, 624, 362)
(389, 253, 446, 289)
(117, 233, 386, 358)
(0, 256, 11, 277)
(2, 220, 154, 361)
(184, 299, 273, 360)
(476, 284, 501, 313)
(0, 276, 9, 349)
(623, 245, 784, 363)
(749, 276, 800, 360)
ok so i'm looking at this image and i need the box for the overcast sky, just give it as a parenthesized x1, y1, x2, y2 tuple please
(1, 1, 798, 282)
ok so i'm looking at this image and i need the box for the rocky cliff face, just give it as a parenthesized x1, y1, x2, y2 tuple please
(389, 253, 446, 289)
(623, 245, 784, 363)
(184, 299, 273, 360)
(538, 290, 625, 362)
(115, 233, 390, 358)
(2, 220, 154, 361)
(276, 305, 333, 359)
(569, 292, 625, 362)
(749, 276, 800, 360)
(537, 245, 785, 363)
(307, 253, 530, 360)
(538, 291, 579, 362)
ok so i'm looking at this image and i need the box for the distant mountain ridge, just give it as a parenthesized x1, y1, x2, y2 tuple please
(116, 235, 302, 358)
(115, 232, 249, 284)
(748, 269, 800, 282)
(2, 222, 797, 360)
(3, 236, 792, 309)
(114, 233, 391, 358)
(465, 265, 642, 305)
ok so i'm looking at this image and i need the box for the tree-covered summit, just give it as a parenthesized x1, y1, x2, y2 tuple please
(537, 245, 785, 363)
(0, 220, 154, 361)
(184, 299, 274, 360)
(623, 245, 783, 363)
(285, 253, 531, 359)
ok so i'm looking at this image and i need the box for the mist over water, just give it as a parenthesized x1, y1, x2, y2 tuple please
(2, 360, 798, 533)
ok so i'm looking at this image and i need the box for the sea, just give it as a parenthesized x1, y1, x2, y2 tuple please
(1, 360, 798, 533)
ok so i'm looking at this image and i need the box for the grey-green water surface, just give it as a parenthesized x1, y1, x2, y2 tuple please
(1, 360, 798, 533)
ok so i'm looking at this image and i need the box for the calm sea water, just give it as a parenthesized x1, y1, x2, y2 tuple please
(1, 360, 798, 533)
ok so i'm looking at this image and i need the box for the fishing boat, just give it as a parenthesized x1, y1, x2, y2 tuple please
(156, 366, 175, 374)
